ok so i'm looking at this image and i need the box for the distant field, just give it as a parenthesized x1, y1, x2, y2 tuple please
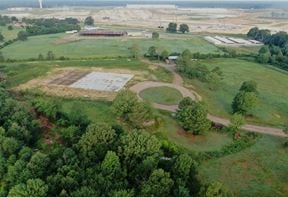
(199, 135, 288, 197)
(1, 33, 222, 60)
(186, 58, 288, 126)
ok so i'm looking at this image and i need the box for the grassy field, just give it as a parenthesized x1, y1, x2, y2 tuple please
(0, 58, 150, 87)
(140, 86, 183, 105)
(0, 26, 22, 41)
(199, 135, 288, 197)
(156, 111, 233, 152)
(1, 33, 222, 60)
(61, 99, 116, 124)
(186, 58, 288, 126)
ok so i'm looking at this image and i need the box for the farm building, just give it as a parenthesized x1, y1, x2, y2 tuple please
(80, 30, 128, 37)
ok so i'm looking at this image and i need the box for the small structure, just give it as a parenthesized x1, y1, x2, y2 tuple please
(166, 56, 179, 64)
(168, 56, 179, 61)
(80, 30, 128, 37)
(65, 30, 78, 34)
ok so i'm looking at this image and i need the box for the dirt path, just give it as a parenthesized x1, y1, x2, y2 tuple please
(130, 62, 287, 138)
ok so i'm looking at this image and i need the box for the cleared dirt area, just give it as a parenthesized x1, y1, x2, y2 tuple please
(15, 67, 147, 101)
(2, 8, 288, 34)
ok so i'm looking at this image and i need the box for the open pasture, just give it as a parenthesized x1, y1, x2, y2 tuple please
(1, 33, 222, 60)
(199, 135, 288, 197)
(187, 58, 288, 126)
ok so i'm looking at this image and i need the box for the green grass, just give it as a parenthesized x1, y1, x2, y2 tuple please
(198, 135, 288, 197)
(186, 58, 288, 126)
(1, 33, 222, 60)
(60, 99, 115, 124)
(150, 67, 174, 83)
(140, 86, 183, 105)
(0, 58, 148, 87)
(156, 111, 233, 152)
(226, 46, 261, 55)
(0, 26, 22, 41)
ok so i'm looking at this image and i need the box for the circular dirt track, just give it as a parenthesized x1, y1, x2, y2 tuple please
(129, 62, 287, 138)
(130, 81, 200, 111)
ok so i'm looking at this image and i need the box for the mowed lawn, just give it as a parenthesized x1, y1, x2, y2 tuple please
(188, 58, 288, 126)
(199, 135, 288, 197)
(140, 86, 183, 105)
(1, 33, 222, 60)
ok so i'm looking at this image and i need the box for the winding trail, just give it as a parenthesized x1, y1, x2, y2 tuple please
(130, 62, 287, 138)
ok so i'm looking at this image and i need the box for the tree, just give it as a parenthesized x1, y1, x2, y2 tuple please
(160, 50, 169, 60)
(199, 182, 231, 197)
(78, 124, 116, 162)
(166, 22, 177, 33)
(0, 136, 21, 156)
(176, 98, 211, 135)
(32, 98, 59, 120)
(239, 80, 258, 93)
(257, 51, 271, 64)
(118, 132, 162, 170)
(0, 33, 4, 42)
(38, 54, 44, 61)
(232, 81, 259, 115)
(46, 51, 55, 60)
(101, 151, 121, 177)
(182, 49, 192, 61)
(112, 90, 139, 118)
(63, 102, 90, 130)
(130, 44, 140, 59)
(27, 152, 50, 178)
(112, 190, 134, 197)
(17, 31, 28, 41)
(232, 91, 258, 115)
(140, 169, 174, 197)
(179, 24, 189, 34)
(128, 102, 155, 129)
(11, 16, 18, 22)
(172, 154, 196, 184)
(247, 27, 259, 38)
(8, 179, 48, 197)
(152, 32, 159, 39)
(84, 16, 94, 26)
(147, 46, 158, 59)
(228, 113, 245, 133)
(8, 25, 13, 31)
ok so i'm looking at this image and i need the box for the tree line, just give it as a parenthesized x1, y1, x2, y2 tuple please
(166, 23, 190, 34)
(24, 18, 81, 36)
(247, 27, 288, 71)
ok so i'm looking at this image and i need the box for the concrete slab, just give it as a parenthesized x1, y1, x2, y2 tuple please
(69, 72, 134, 92)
